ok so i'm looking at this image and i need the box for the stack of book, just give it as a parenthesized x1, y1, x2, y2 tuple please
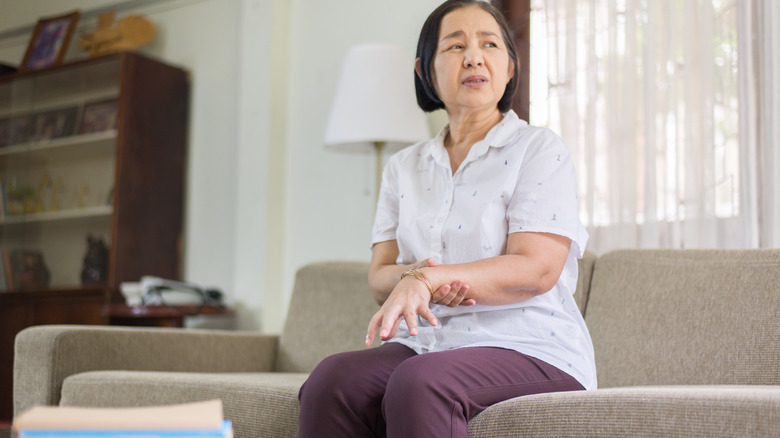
(13, 400, 232, 438)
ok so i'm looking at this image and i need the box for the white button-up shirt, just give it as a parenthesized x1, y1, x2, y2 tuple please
(372, 110, 596, 390)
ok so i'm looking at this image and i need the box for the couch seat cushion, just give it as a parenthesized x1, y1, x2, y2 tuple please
(469, 385, 780, 438)
(60, 371, 308, 438)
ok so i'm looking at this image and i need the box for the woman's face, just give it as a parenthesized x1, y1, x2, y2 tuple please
(430, 5, 514, 115)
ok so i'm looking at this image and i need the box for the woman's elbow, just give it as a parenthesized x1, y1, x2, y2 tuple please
(533, 266, 563, 294)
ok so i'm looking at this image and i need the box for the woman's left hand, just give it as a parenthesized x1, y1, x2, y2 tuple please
(365, 276, 438, 346)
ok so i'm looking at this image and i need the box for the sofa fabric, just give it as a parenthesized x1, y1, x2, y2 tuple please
(468, 385, 780, 437)
(14, 251, 780, 437)
(274, 261, 382, 373)
(14, 326, 278, 415)
(60, 371, 308, 438)
(586, 249, 780, 388)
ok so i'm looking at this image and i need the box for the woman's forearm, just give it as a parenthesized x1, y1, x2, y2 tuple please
(419, 233, 571, 306)
(369, 262, 413, 305)
(417, 255, 544, 306)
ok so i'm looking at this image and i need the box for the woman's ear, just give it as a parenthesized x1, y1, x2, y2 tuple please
(415, 57, 422, 79)
(508, 58, 516, 82)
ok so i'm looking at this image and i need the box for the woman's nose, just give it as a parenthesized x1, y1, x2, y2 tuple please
(463, 49, 484, 68)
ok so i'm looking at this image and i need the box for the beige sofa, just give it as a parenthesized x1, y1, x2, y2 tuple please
(14, 249, 780, 437)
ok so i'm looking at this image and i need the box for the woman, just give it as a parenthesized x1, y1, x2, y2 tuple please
(298, 1, 596, 436)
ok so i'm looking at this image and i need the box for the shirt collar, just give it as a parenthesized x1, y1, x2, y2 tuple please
(424, 110, 526, 168)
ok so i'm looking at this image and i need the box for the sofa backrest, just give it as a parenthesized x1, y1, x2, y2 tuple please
(585, 249, 780, 389)
(276, 254, 597, 373)
(275, 261, 377, 372)
(575, 251, 596, 315)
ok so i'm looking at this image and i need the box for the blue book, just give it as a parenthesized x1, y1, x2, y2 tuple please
(14, 401, 231, 438)
(18, 421, 232, 438)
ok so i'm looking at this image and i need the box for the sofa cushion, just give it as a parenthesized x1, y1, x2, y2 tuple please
(468, 385, 780, 437)
(585, 249, 780, 388)
(275, 261, 380, 373)
(60, 371, 307, 438)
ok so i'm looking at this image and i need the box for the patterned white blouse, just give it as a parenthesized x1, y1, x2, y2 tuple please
(372, 110, 597, 390)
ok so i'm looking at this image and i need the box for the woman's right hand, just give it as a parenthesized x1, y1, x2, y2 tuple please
(431, 280, 476, 307)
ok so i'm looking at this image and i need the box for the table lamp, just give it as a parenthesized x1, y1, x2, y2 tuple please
(324, 44, 431, 202)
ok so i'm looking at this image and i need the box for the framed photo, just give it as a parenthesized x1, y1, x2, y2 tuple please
(0, 114, 34, 147)
(78, 99, 119, 134)
(31, 106, 79, 141)
(20, 11, 81, 72)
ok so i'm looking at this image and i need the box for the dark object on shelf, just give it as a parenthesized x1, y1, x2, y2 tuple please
(81, 235, 109, 285)
(11, 251, 51, 291)
(0, 63, 17, 76)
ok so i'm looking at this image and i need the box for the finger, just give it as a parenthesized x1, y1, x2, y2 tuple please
(449, 282, 469, 307)
(404, 310, 419, 337)
(430, 284, 451, 304)
(379, 306, 402, 340)
(426, 258, 440, 267)
(460, 298, 477, 306)
(388, 316, 402, 340)
(365, 311, 383, 346)
(441, 281, 463, 307)
(419, 306, 438, 327)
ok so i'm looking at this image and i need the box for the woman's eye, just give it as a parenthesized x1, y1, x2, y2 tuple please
(485, 42, 498, 48)
(450, 44, 463, 50)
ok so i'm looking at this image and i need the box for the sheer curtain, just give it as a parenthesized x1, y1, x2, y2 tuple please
(529, 0, 779, 254)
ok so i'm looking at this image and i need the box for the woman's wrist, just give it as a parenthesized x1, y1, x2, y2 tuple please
(400, 267, 434, 299)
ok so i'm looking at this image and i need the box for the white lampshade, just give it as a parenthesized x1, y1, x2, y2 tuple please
(324, 44, 430, 152)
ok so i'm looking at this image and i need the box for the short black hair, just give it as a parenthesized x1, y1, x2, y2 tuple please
(415, 0, 519, 113)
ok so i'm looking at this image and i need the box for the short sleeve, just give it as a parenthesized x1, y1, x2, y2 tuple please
(506, 130, 589, 257)
(372, 156, 400, 245)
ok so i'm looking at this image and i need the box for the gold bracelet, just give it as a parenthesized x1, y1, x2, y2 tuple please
(401, 267, 434, 298)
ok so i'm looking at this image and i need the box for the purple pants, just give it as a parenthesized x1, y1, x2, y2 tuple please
(297, 343, 584, 438)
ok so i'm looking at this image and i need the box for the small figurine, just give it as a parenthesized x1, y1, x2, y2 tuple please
(81, 235, 109, 285)
(14, 251, 51, 291)
(79, 10, 155, 57)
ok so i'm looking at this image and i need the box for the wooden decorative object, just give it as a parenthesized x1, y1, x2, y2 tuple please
(79, 10, 156, 57)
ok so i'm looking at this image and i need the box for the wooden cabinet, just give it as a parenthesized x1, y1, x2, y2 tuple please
(0, 52, 189, 421)
(0, 51, 188, 294)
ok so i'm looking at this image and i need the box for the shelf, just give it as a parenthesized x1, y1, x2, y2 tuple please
(0, 205, 112, 225)
(0, 130, 117, 157)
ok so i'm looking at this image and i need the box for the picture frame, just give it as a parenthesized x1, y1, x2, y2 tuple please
(0, 114, 34, 147)
(20, 11, 81, 72)
(78, 99, 119, 134)
(31, 106, 80, 141)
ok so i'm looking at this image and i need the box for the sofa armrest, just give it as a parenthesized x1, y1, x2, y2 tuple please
(469, 385, 780, 438)
(14, 325, 279, 418)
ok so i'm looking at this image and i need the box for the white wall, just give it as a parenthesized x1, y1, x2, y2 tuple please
(280, 0, 446, 327)
(0, 0, 446, 333)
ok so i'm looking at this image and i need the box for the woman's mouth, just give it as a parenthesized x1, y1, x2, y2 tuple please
(462, 75, 488, 88)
